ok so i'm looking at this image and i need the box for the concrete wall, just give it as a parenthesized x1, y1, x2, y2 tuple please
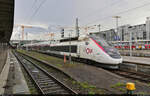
(0, 43, 8, 74)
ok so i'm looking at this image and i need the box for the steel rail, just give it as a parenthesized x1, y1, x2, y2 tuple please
(13, 51, 77, 94)
(110, 69, 150, 83)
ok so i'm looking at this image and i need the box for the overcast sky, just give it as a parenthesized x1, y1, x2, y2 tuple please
(11, 0, 150, 40)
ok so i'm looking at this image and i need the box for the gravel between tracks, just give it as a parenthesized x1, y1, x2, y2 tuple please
(17, 50, 150, 94)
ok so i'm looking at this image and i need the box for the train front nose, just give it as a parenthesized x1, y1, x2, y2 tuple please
(104, 46, 121, 59)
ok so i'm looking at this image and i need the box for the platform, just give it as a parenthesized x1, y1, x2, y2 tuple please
(120, 50, 150, 54)
(0, 50, 10, 94)
(0, 50, 30, 94)
(119, 50, 150, 57)
(123, 56, 150, 65)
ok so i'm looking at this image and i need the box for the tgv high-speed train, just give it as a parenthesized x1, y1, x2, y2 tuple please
(22, 34, 122, 69)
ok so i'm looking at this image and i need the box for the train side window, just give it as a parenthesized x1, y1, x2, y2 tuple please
(85, 42, 89, 45)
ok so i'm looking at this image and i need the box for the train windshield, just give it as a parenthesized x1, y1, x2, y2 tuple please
(90, 34, 111, 47)
(90, 34, 121, 59)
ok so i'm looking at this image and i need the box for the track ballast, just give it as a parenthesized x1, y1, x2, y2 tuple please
(14, 52, 77, 94)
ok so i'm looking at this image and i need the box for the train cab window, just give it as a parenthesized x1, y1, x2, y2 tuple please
(85, 42, 89, 45)
(90, 34, 111, 47)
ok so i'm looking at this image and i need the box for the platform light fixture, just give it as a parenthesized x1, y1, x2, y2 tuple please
(112, 16, 121, 41)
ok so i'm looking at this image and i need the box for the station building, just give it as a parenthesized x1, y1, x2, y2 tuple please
(99, 17, 150, 42)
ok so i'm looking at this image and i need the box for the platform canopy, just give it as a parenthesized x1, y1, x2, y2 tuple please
(0, 0, 14, 43)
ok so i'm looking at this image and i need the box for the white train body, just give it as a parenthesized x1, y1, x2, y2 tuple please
(23, 34, 122, 68)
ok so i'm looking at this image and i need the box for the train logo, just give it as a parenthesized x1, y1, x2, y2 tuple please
(86, 48, 93, 54)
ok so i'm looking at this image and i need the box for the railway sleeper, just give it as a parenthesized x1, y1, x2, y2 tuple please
(44, 89, 67, 94)
(36, 76, 49, 78)
(43, 86, 62, 91)
(118, 74, 149, 81)
(37, 80, 53, 83)
(37, 78, 52, 81)
(46, 84, 59, 87)
(14, 52, 77, 95)
(33, 75, 47, 78)
(33, 75, 49, 79)
(40, 84, 61, 89)
(40, 83, 58, 87)
(117, 72, 148, 80)
(43, 88, 65, 93)
(39, 82, 56, 85)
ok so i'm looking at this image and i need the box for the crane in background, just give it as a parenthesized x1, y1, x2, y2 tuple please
(45, 26, 75, 40)
(45, 25, 97, 40)
(46, 33, 55, 41)
(15, 24, 32, 40)
(79, 25, 96, 34)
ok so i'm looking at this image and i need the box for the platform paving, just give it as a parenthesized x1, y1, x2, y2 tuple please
(120, 50, 150, 54)
(63, 63, 150, 94)
(0, 50, 30, 94)
(0, 51, 10, 94)
(119, 50, 150, 57)
(10, 51, 30, 94)
(123, 56, 150, 65)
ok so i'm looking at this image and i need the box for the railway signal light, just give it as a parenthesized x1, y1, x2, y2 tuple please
(61, 28, 64, 38)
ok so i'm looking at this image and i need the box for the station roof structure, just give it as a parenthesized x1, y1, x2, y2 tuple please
(0, 0, 14, 43)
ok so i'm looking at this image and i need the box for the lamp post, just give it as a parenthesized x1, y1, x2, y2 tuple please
(112, 16, 121, 38)
(26, 32, 28, 51)
(97, 24, 101, 32)
(129, 27, 132, 57)
(113, 16, 121, 48)
(69, 30, 73, 64)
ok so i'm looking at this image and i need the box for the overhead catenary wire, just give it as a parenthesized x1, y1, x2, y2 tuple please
(91, 5, 150, 32)
(23, 0, 39, 24)
(79, 0, 122, 20)
(78, 0, 150, 38)
(21, 0, 150, 40)
(31, 0, 38, 9)
(28, 0, 47, 24)
(80, 0, 146, 22)
(84, 0, 150, 26)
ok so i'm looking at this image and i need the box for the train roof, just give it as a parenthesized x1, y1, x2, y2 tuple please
(60, 37, 79, 42)
(22, 41, 51, 47)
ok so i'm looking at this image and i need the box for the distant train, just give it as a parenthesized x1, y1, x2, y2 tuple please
(22, 34, 122, 69)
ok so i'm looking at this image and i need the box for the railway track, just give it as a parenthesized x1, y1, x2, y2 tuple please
(22, 50, 150, 83)
(110, 69, 150, 83)
(13, 52, 77, 94)
(20, 51, 150, 83)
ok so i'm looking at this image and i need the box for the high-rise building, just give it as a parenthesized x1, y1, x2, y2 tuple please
(97, 29, 116, 41)
(118, 25, 130, 41)
(96, 20, 147, 41)
(146, 17, 150, 40)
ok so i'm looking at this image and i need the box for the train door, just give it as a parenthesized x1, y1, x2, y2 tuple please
(78, 42, 86, 58)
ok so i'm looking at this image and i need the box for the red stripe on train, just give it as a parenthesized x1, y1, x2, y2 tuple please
(90, 38, 106, 53)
